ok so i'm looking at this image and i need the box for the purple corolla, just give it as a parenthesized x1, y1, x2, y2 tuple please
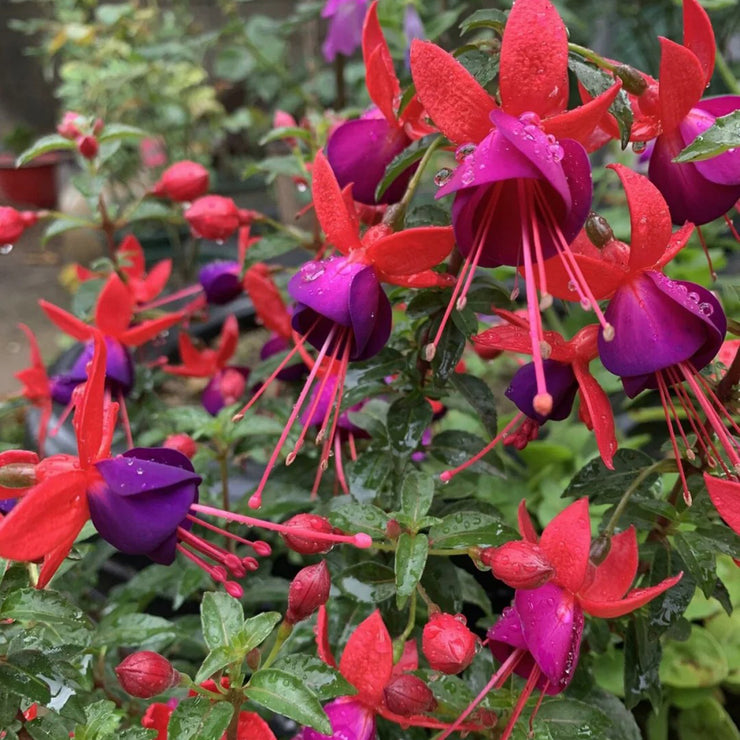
(321, 0, 369, 62)
(198, 260, 242, 305)
(293, 697, 375, 740)
(506, 360, 578, 425)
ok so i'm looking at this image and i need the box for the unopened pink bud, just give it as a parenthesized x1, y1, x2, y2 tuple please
(163, 434, 197, 459)
(76, 135, 98, 159)
(115, 652, 179, 698)
(480, 541, 553, 589)
(383, 674, 437, 716)
(0, 207, 37, 244)
(285, 560, 331, 624)
(152, 160, 210, 202)
(92, 117, 105, 136)
(185, 195, 242, 242)
(422, 613, 478, 674)
(57, 111, 82, 139)
(281, 514, 335, 554)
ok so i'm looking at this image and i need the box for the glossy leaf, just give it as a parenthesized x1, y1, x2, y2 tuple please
(272, 655, 356, 701)
(400, 470, 435, 525)
(200, 592, 244, 651)
(429, 511, 513, 549)
(167, 697, 234, 740)
(386, 394, 434, 455)
(395, 533, 429, 608)
(451, 373, 498, 437)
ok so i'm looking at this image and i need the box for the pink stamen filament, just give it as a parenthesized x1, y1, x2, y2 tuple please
(176, 542, 243, 596)
(437, 648, 526, 740)
(692, 364, 740, 439)
(696, 226, 717, 280)
(247, 323, 339, 508)
(189, 502, 373, 548)
(136, 283, 204, 313)
(186, 514, 272, 555)
(177, 526, 246, 577)
(117, 389, 134, 450)
(440, 412, 525, 482)
(656, 372, 692, 503)
(499, 664, 542, 740)
(333, 433, 349, 494)
(347, 432, 358, 461)
(722, 215, 740, 244)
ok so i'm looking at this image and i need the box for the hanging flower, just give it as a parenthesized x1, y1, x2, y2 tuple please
(151, 160, 210, 202)
(0, 206, 38, 244)
(321, 0, 370, 62)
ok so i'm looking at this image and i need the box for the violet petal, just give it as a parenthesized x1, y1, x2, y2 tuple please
(293, 697, 376, 740)
(199, 261, 242, 305)
(506, 360, 578, 424)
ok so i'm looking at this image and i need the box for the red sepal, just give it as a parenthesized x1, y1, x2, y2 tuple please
(37, 535, 82, 589)
(135, 259, 172, 304)
(119, 311, 184, 347)
(39, 300, 93, 342)
(339, 610, 393, 707)
(573, 363, 617, 469)
(683, 0, 715, 87)
(95, 274, 134, 338)
(658, 37, 706, 133)
(75, 332, 108, 467)
(117, 235, 145, 279)
(366, 226, 455, 276)
(315, 605, 337, 668)
(581, 528, 638, 603)
(166, 333, 214, 377)
(538, 251, 627, 302)
(539, 497, 591, 593)
(580, 573, 683, 619)
(392, 640, 419, 675)
(374, 269, 456, 289)
(243, 264, 293, 340)
(237, 711, 278, 740)
(655, 222, 694, 270)
(517, 499, 539, 543)
(0, 449, 39, 499)
(499, 0, 569, 119)
(215, 315, 239, 368)
(312, 151, 362, 254)
(362, 2, 399, 123)
(705, 474, 740, 535)
(0, 470, 89, 561)
(409, 41, 495, 145)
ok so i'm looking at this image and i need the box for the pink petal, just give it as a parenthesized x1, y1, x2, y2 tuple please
(580, 573, 683, 619)
(539, 498, 591, 594)
(658, 37, 706, 133)
(683, 0, 715, 87)
(705, 473, 740, 535)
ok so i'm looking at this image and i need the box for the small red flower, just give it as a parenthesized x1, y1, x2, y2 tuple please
(184, 196, 253, 242)
(285, 560, 331, 624)
(422, 613, 478, 674)
(0, 206, 38, 244)
(152, 160, 210, 202)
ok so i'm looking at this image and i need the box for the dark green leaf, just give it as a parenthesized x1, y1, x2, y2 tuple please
(167, 697, 234, 740)
(429, 429, 503, 477)
(404, 203, 451, 228)
(674, 110, 740, 162)
(200, 592, 244, 651)
(272, 655, 356, 701)
(660, 625, 728, 688)
(387, 393, 434, 455)
(395, 533, 429, 608)
(431, 317, 467, 382)
(0, 663, 51, 704)
(400, 470, 435, 525)
(73, 700, 123, 740)
(455, 49, 499, 87)
(346, 450, 392, 503)
(429, 510, 513, 548)
(459, 8, 507, 34)
(624, 616, 662, 710)
(537, 698, 611, 740)
(451, 373, 498, 437)
(236, 612, 282, 655)
(16, 135, 75, 166)
(673, 532, 716, 597)
(329, 498, 390, 538)
(247, 668, 331, 734)
(194, 646, 235, 685)
(375, 135, 436, 201)
(97, 124, 148, 142)
(336, 562, 396, 604)
(27, 713, 74, 740)
(94, 613, 177, 650)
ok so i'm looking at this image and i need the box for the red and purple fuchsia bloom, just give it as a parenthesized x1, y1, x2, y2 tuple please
(440, 500, 681, 740)
(233, 151, 455, 508)
(410, 0, 623, 418)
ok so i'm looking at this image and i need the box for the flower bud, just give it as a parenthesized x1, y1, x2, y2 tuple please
(385, 519, 402, 540)
(92, 117, 105, 136)
(480, 541, 553, 589)
(285, 560, 331, 624)
(589, 534, 612, 566)
(76, 135, 99, 159)
(57, 111, 82, 139)
(152, 160, 210, 202)
(280, 514, 335, 554)
(246, 648, 261, 671)
(584, 212, 614, 248)
(383, 674, 437, 716)
(614, 64, 649, 95)
(115, 651, 180, 698)
(422, 613, 478, 674)
(163, 433, 197, 459)
(0, 207, 37, 244)
(185, 195, 244, 242)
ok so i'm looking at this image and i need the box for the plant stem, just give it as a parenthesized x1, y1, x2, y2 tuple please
(715, 48, 740, 94)
(416, 581, 439, 613)
(568, 42, 617, 72)
(260, 620, 293, 670)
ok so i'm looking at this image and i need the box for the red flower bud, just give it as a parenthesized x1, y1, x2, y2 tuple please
(285, 560, 331, 624)
(152, 160, 210, 202)
(0, 207, 37, 244)
(383, 674, 437, 716)
(479, 541, 553, 589)
(115, 651, 180, 698)
(76, 135, 99, 159)
(280, 514, 335, 554)
(422, 613, 478, 674)
(385, 519, 402, 539)
(57, 111, 82, 139)
(163, 433, 197, 459)
(92, 117, 105, 136)
(185, 195, 247, 242)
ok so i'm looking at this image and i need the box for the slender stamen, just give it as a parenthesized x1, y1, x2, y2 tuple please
(696, 226, 717, 280)
(333, 433, 349, 494)
(661, 367, 701, 461)
(528, 681, 550, 734)
(117, 390, 133, 449)
(499, 665, 542, 740)
(656, 372, 691, 503)
(190, 502, 373, 548)
(692, 364, 740, 439)
(348, 431, 358, 461)
(136, 283, 204, 313)
(440, 412, 525, 482)
(722, 215, 740, 244)
(186, 514, 272, 555)
(177, 526, 246, 576)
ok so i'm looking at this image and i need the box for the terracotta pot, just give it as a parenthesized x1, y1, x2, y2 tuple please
(0, 152, 60, 208)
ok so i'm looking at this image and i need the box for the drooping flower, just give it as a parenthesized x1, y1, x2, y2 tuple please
(233, 151, 454, 507)
(325, 2, 431, 205)
(0, 206, 38, 245)
(184, 195, 254, 242)
(151, 160, 210, 202)
(321, 0, 370, 62)
(441, 499, 682, 740)
(164, 314, 250, 415)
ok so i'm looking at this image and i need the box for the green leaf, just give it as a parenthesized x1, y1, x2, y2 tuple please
(400, 470, 435, 525)
(451, 373, 498, 437)
(329, 499, 390, 538)
(346, 449, 392, 503)
(247, 668, 331, 735)
(537, 698, 611, 740)
(97, 124, 148, 142)
(167, 697, 234, 740)
(194, 646, 235, 685)
(459, 8, 507, 34)
(200, 592, 244, 651)
(15, 135, 75, 166)
(455, 49, 499, 88)
(94, 613, 177, 650)
(429, 429, 503, 477)
(237, 611, 282, 654)
(336, 562, 397, 603)
(429, 511, 513, 549)
(674, 110, 740, 163)
(431, 316, 467, 382)
(259, 127, 312, 146)
(375, 135, 435, 201)
(272, 655, 356, 701)
(624, 616, 662, 710)
(677, 698, 740, 740)
(661, 625, 728, 688)
(386, 393, 434, 455)
(395, 533, 429, 608)
(73, 700, 123, 740)
(404, 203, 451, 228)
(0, 663, 51, 704)
(673, 532, 716, 597)
(26, 712, 74, 740)
(42, 215, 95, 244)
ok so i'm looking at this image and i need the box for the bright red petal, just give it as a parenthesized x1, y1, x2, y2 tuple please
(117, 234, 145, 279)
(315, 605, 337, 668)
(39, 300, 93, 342)
(705, 474, 740, 535)
(392, 640, 419, 675)
(543, 82, 622, 150)
(366, 226, 454, 275)
(655, 222, 694, 270)
(119, 311, 183, 347)
(0, 471, 89, 561)
(37, 533, 81, 589)
(573, 363, 618, 469)
(339, 610, 393, 706)
(312, 151, 362, 254)
(215, 315, 239, 368)
(474, 324, 534, 357)
(362, 2, 399, 123)
(499, 0, 569, 118)
(409, 40, 495, 145)
(683, 0, 715, 87)
(74, 332, 107, 467)
(580, 573, 683, 618)
(580, 527, 637, 602)
(607, 164, 672, 271)
(538, 252, 627, 302)
(658, 37, 706, 133)
(18, 323, 43, 371)
(95, 274, 134, 338)
(374, 269, 456, 289)
(136, 259, 172, 304)
(164, 334, 215, 377)
(518, 499, 539, 543)
(243, 264, 293, 340)
(539, 497, 591, 593)
(237, 711, 277, 740)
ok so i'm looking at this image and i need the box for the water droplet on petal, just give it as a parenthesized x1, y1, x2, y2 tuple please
(461, 168, 475, 186)
(632, 141, 647, 153)
(698, 302, 714, 316)
(0, 244, 13, 255)
(455, 143, 476, 162)
(519, 111, 541, 127)
(434, 167, 453, 187)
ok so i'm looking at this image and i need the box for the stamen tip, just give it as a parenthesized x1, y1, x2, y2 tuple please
(286, 451, 297, 465)
(456, 296, 467, 311)
(440, 470, 453, 483)
(533, 393, 553, 416)
(539, 340, 552, 359)
(424, 343, 436, 362)
(248, 494, 262, 510)
(353, 533, 373, 549)
(539, 293, 553, 310)
(225, 581, 244, 598)
(602, 323, 615, 342)
(232, 412, 244, 422)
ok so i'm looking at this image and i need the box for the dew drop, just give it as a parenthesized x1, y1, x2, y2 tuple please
(461, 168, 475, 186)
(519, 111, 541, 127)
(0, 244, 13, 255)
(632, 141, 647, 153)
(698, 302, 714, 316)
(455, 143, 476, 162)
(136, 467, 144, 475)
(687, 291, 700, 303)
(580, 297, 591, 310)
(434, 167, 453, 187)
(567, 280, 577, 292)
(296, 182, 308, 193)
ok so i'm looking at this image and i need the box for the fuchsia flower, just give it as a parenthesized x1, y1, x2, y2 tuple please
(325, 2, 430, 205)
(184, 195, 254, 242)
(321, 0, 370, 62)
(442, 499, 681, 740)
(151, 160, 210, 202)
(233, 151, 454, 508)
(164, 314, 249, 415)
(0, 206, 38, 244)
(409, 0, 623, 414)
